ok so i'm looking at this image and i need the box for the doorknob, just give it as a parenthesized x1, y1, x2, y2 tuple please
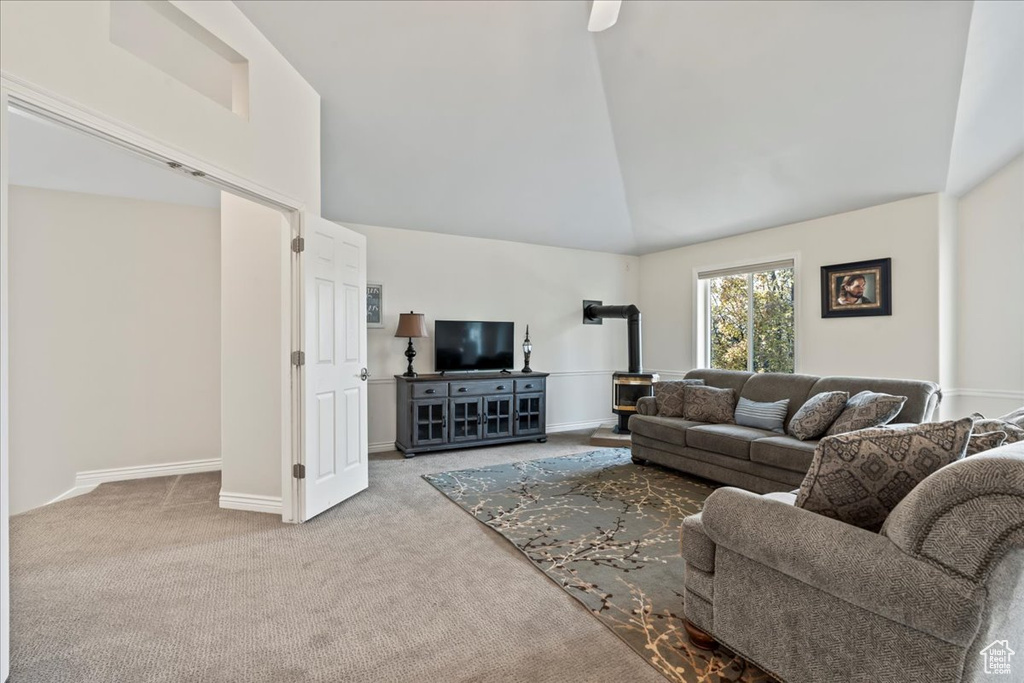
(360, 368, 370, 381)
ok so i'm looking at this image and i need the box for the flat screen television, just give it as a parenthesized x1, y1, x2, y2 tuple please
(434, 320, 515, 373)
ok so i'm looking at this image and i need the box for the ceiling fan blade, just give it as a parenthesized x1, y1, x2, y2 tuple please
(588, 0, 622, 33)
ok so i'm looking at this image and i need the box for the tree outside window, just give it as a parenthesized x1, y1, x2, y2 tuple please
(703, 264, 794, 373)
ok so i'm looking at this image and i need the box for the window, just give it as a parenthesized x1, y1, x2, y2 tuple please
(698, 261, 794, 373)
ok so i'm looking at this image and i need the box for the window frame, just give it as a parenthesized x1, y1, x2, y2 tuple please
(694, 256, 800, 373)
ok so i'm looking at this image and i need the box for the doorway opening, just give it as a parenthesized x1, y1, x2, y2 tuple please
(2, 95, 304, 523)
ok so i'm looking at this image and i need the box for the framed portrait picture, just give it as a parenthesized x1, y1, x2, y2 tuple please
(366, 283, 384, 328)
(821, 258, 891, 318)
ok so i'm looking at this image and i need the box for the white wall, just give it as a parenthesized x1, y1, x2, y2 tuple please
(639, 194, 944, 382)
(952, 154, 1024, 418)
(220, 193, 288, 501)
(8, 186, 220, 514)
(347, 224, 641, 450)
(1, 2, 320, 674)
(0, 0, 319, 212)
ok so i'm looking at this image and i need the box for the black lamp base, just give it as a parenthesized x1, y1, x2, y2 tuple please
(522, 351, 532, 374)
(403, 338, 418, 377)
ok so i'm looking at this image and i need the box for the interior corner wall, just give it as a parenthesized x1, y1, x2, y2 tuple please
(8, 186, 220, 514)
(345, 223, 641, 450)
(638, 194, 943, 383)
(220, 192, 287, 501)
(0, 0, 320, 213)
(937, 192, 959, 418)
(953, 154, 1024, 418)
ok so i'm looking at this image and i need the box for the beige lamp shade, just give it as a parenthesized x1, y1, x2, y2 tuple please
(395, 312, 428, 338)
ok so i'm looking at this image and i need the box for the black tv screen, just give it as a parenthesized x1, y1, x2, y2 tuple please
(434, 321, 515, 372)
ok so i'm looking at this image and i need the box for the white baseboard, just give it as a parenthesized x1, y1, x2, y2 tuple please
(547, 418, 615, 433)
(48, 458, 222, 505)
(219, 491, 283, 515)
(369, 441, 397, 453)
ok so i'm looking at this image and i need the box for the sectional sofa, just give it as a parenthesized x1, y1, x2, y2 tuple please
(628, 368, 942, 493)
(680, 435, 1024, 682)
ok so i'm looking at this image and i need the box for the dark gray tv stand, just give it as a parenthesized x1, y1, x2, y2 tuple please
(394, 371, 548, 457)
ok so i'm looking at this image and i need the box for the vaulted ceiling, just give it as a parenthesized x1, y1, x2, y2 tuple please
(235, 0, 1023, 255)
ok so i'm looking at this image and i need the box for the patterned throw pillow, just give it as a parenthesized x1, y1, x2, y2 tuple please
(653, 379, 705, 417)
(970, 413, 1024, 444)
(734, 397, 789, 433)
(787, 391, 849, 441)
(966, 430, 1007, 456)
(795, 418, 973, 531)
(682, 385, 736, 424)
(825, 391, 907, 436)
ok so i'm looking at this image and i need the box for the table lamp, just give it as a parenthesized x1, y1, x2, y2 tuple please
(395, 311, 428, 377)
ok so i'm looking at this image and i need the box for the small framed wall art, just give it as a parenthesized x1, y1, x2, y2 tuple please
(366, 282, 384, 328)
(821, 258, 891, 318)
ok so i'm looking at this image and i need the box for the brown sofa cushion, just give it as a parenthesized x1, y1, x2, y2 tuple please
(653, 379, 704, 417)
(683, 369, 752, 395)
(825, 390, 907, 436)
(809, 376, 939, 424)
(628, 415, 706, 445)
(796, 418, 973, 531)
(739, 373, 819, 428)
(686, 424, 777, 460)
(682, 385, 736, 424)
(750, 436, 818, 473)
(787, 391, 849, 441)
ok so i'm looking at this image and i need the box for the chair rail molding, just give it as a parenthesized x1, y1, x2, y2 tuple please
(945, 388, 1024, 400)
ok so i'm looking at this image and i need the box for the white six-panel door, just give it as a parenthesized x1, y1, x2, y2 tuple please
(302, 214, 368, 521)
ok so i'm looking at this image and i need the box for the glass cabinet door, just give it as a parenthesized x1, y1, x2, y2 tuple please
(448, 397, 482, 443)
(411, 399, 447, 447)
(514, 393, 545, 436)
(483, 395, 513, 439)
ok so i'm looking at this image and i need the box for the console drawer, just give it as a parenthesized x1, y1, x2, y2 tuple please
(515, 377, 545, 393)
(411, 382, 448, 398)
(450, 380, 514, 397)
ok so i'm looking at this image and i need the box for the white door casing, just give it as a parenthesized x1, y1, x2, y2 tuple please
(301, 214, 368, 520)
(1, 87, 12, 683)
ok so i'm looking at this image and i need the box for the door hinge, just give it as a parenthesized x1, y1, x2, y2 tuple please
(292, 350, 305, 367)
(291, 236, 305, 253)
(293, 463, 306, 479)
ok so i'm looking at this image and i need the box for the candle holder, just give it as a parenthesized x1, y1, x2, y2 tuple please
(522, 325, 533, 374)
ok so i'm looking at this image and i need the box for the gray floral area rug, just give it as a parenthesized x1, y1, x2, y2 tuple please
(423, 448, 772, 683)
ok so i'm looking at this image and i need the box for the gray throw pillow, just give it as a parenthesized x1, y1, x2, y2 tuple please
(795, 418, 973, 531)
(653, 379, 704, 417)
(970, 413, 1024, 444)
(682, 385, 736, 424)
(998, 407, 1024, 428)
(966, 430, 1007, 456)
(825, 390, 907, 436)
(787, 391, 849, 441)
(734, 397, 789, 433)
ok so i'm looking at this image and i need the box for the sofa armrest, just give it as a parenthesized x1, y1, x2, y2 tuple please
(701, 487, 984, 646)
(636, 396, 657, 416)
(881, 448, 1024, 582)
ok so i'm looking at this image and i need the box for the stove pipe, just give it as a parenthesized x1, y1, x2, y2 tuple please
(583, 303, 642, 373)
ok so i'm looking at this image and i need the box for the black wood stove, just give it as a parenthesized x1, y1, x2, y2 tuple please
(583, 302, 658, 434)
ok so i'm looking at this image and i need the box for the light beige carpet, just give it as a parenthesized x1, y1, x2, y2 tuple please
(10, 432, 669, 683)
